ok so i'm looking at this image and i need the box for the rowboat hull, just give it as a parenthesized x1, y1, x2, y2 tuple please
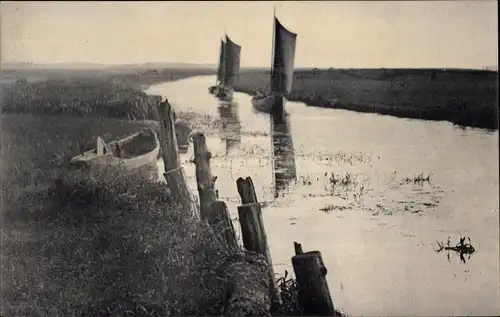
(70, 129, 160, 173)
(208, 85, 217, 94)
(251, 95, 274, 113)
(215, 86, 234, 101)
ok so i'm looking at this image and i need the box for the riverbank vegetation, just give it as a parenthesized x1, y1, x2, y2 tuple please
(1, 114, 276, 316)
(234, 68, 498, 130)
(1, 163, 234, 315)
(1, 68, 214, 120)
(1, 69, 303, 316)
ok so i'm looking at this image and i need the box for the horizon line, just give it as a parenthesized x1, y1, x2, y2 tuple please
(1, 61, 498, 72)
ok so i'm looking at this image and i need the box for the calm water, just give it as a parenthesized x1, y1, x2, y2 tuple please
(146, 76, 499, 316)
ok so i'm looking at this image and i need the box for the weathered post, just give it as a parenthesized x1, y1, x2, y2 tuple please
(210, 201, 238, 251)
(291, 242, 336, 316)
(294, 241, 303, 255)
(156, 98, 196, 217)
(191, 132, 238, 250)
(191, 132, 217, 220)
(236, 177, 281, 308)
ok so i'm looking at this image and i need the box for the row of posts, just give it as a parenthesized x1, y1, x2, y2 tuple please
(156, 98, 337, 316)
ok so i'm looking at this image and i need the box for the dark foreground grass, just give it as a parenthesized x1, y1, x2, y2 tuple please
(234, 68, 499, 130)
(1, 165, 236, 316)
(0, 114, 239, 316)
(1, 113, 303, 316)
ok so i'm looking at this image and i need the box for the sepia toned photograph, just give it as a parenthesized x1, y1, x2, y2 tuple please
(1, 1, 498, 316)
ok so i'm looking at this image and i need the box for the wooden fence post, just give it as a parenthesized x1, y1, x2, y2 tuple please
(291, 242, 336, 316)
(294, 241, 303, 255)
(210, 201, 239, 251)
(191, 132, 217, 221)
(156, 98, 197, 217)
(191, 132, 238, 251)
(236, 177, 282, 308)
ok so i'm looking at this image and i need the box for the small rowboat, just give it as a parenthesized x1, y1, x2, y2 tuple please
(70, 129, 160, 170)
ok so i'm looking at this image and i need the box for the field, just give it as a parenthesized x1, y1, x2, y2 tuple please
(234, 68, 499, 130)
(0, 68, 284, 316)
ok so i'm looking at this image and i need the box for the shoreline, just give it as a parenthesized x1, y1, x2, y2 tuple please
(234, 86, 499, 131)
(233, 68, 498, 131)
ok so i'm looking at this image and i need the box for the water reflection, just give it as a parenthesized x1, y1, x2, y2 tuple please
(270, 114, 297, 198)
(148, 77, 500, 316)
(217, 102, 241, 154)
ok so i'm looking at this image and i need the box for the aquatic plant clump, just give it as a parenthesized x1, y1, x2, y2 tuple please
(436, 235, 476, 264)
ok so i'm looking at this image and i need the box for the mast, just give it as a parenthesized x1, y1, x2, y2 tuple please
(269, 5, 276, 94)
(222, 31, 228, 86)
(216, 37, 224, 85)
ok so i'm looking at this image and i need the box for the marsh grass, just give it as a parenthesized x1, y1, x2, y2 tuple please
(1, 69, 217, 124)
(0, 113, 237, 316)
(1, 113, 304, 316)
(1, 165, 235, 317)
(234, 68, 498, 130)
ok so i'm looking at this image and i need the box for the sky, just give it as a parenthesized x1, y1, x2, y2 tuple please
(1, 1, 498, 69)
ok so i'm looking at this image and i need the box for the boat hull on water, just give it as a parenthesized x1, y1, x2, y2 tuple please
(251, 95, 274, 113)
(208, 85, 217, 94)
(70, 129, 160, 176)
(251, 94, 290, 116)
(215, 86, 234, 102)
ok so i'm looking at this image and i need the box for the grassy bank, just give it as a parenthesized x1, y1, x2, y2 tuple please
(234, 68, 498, 130)
(1, 113, 253, 316)
(1, 171, 233, 316)
(0, 66, 238, 316)
(1, 68, 214, 120)
(0, 72, 302, 315)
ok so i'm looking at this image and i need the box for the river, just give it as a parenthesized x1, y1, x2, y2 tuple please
(145, 75, 499, 316)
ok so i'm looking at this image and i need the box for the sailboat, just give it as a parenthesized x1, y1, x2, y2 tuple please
(208, 39, 225, 95)
(251, 9, 297, 117)
(209, 34, 241, 101)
